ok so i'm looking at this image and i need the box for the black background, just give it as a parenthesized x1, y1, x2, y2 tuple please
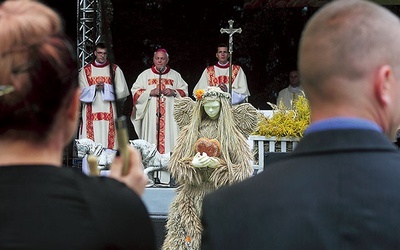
(43, 0, 400, 111)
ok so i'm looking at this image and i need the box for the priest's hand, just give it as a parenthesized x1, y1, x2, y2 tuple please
(150, 88, 161, 97)
(109, 146, 148, 196)
(96, 82, 104, 91)
(218, 83, 228, 92)
(163, 88, 177, 97)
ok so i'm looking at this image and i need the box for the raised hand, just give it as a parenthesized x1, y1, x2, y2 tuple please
(109, 146, 148, 196)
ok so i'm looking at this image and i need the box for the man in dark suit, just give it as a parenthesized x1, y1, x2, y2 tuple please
(201, 0, 400, 249)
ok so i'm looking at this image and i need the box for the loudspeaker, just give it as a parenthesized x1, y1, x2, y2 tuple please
(142, 188, 176, 249)
(264, 152, 289, 167)
(151, 216, 167, 250)
(253, 152, 289, 175)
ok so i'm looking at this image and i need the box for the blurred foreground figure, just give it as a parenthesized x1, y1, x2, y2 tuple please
(0, 1, 155, 249)
(201, 0, 400, 249)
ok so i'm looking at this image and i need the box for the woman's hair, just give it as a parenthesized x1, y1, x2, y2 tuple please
(0, 0, 78, 141)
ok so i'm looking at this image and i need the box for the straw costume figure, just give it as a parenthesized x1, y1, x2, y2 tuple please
(162, 86, 258, 250)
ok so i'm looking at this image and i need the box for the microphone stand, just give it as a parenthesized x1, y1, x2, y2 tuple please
(99, 0, 129, 175)
(155, 67, 164, 184)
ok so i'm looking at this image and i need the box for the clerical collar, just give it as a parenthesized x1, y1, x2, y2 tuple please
(92, 60, 110, 68)
(215, 62, 230, 69)
(151, 65, 171, 75)
(288, 85, 303, 93)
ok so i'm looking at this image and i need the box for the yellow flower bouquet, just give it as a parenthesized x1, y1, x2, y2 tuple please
(253, 95, 311, 140)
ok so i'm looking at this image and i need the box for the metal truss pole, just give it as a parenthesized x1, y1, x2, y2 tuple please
(70, 0, 103, 168)
(77, 0, 103, 69)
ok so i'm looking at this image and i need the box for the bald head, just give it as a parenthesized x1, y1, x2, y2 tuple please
(299, 0, 400, 101)
(298, 0, 400, 137)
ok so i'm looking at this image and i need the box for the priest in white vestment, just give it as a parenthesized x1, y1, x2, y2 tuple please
(79, 43, 129, 150)
(131, 48, 188, 154)
(193, 43, 250, 105)
(277, 70, 306, 109)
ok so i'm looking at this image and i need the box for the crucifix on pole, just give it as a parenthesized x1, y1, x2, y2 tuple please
(220, 19, 242, 97)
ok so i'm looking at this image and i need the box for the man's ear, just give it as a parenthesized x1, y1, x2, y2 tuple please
(375, 65, 393, 107)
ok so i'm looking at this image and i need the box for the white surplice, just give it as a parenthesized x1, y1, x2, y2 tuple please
(79, 61, 129, 150)
(131, 66, 188, 154)
(193, 62, 250, 104)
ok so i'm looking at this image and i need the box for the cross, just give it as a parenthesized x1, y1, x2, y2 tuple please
(220, 20, 242, 53)
(220, 20, 242, 99)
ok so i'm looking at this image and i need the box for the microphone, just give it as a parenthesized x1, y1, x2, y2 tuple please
(158, 67, 165, 73)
